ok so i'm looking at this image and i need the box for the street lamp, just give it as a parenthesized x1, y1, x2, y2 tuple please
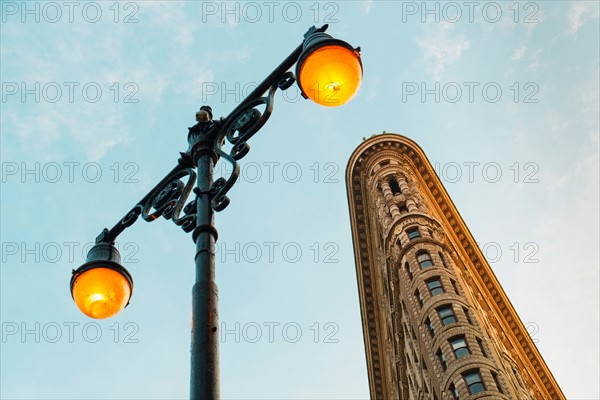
(296, 29, 362, 106)
(70, 242, 132, 319)
(70, 24, 362, 399)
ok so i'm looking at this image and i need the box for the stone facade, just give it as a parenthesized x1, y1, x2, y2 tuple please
(346, 133, 564, 400)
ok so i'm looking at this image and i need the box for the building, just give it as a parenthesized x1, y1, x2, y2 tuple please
(346, 133, 564, 399)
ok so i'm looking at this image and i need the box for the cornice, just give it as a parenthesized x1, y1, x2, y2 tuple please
(346, 133, 565, 400)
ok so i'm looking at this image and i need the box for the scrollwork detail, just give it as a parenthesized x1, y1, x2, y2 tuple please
(141, 167, 197, 231)
(209, 71, 295, 212)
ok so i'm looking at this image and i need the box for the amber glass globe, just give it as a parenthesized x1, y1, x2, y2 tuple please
(71, 266, 132, 319)
(298, 45, 362, 107)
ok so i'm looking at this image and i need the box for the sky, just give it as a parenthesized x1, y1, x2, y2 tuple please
(1, 1, 598, 399)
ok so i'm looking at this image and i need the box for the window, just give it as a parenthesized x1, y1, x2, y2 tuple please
(437, 349, 447, 370)
(438, 251, 449, 269)
(492, 372, 503, 393)
(427, 277, 444, 296)
(415, 289, 423, 307)
(477, 338, 487, 357)
(425, 317, 434, 336)
(417, 251, 433, 268)
(450, 279, 459, 294)
(398, 203, 408, 213)
(450, 336, 470, 359)
(463, 370, 485, 394)
(407, 227, 421, 241)
(405, 262, 413, 280)
(463, 307, 472, 324)
(449, 383, 459, 400)
(389, 179, 401, 195)
(437, 305, 457, 326)
(512, 367, 525, 387)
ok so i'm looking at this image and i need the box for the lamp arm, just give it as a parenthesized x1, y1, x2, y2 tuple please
(95, 153, 198, 244)
(205, 24, 328, 211)
(227, 23, 328, 121)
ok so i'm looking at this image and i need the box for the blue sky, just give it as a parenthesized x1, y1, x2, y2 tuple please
(1, 1, 598, 398)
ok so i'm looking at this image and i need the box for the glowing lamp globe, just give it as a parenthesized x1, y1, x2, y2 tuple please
(71, 243, 133, 319)
(296, 31, 362, 107)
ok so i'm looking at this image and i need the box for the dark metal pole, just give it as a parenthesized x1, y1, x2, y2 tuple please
(184, 27, 328, 396)
(190, 121, 220, 400)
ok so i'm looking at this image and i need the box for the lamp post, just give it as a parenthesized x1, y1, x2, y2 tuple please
(69, 24, 362, 399)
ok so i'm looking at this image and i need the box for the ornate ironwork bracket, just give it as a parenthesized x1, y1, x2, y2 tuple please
(208, 70, 297, 211)
(96, 153, 198, 244)
(96, 24, 329, 244)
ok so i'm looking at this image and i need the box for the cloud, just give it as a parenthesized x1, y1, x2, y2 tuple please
(365, 0, 373, 14)
(6, 101, 132, 162)
(512, 68, 600, 399)
(0, 1, 219, 162)
(528, 49, 542, 72)
(1, 22, 136, 161)
(510, 45, 542, 73)
(575, 69, 600, 143)
(569, 2, 600, 35)
(512, 46, 527, 61)
(141, 1, 200, 47)
(416, 23, 470, 80)
(569, 3, 587, 34)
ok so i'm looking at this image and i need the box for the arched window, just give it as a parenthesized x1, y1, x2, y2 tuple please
(414, 289, 423, 307)
(427, 277, 444, 295)
(492, 372, 504, 394)
(389, 178, 401, 195)
(450, 336, 470, 359)
(449, 383, 459, 400)
(438, 251, 449, 269)
(425, 317, 434, 336)
(398, 202, 408, 214)
(477, 338, 487, 357)
(417, 251, 433, 268)
(463, 369, 485, 394)
(406, 227, 420, 241)
(437, 349, 447, 370)
(463, 307, 472, 324)
(405, 262, 413, 279)
(437, 305, 457, 325)
(450, 279, 459, 294)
